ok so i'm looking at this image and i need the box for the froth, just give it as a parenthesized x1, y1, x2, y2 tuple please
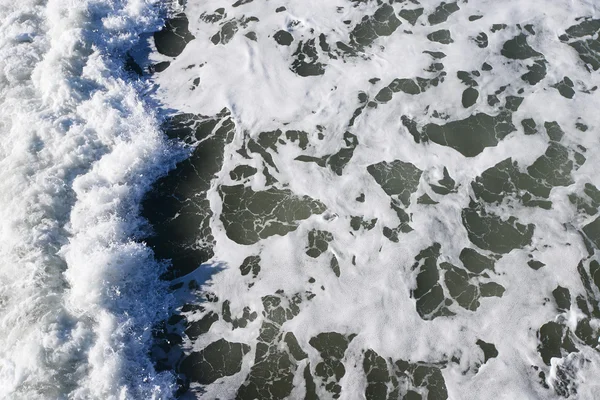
(0, 0, 180, 398)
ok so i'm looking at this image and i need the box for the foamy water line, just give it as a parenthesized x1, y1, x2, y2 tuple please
(0, 0, 183, 398)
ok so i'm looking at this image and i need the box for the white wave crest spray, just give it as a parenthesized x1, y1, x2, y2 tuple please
(0, 0, 183, 398)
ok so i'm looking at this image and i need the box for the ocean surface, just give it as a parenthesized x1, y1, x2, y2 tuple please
(1, 0, 600, 399)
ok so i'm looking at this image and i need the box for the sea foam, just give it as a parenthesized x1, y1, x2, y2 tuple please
(0, 0, 181, 398)
(150, 0, 600, 398)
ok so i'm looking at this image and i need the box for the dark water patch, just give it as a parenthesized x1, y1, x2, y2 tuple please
(154, 13, 195, 57)
(574, 317, 597, 347)
(143, 110, 235, 278)
(527, 259, 545, 270)
(553, 77, 575, 99)
(399, 8, 424, 26)
(291, 39, 326, 76)
(375, 86, 393, 103)
(424, 50, 446, 59)
(553, 286, 571, 312)
(472, 158, 552, 209)
(462, 201, 534, 254)
(150, 60, 171, 73)
(537, 322, 578, 365)
(430, 167, 456, 195)
(474, 32, 488, 48)
(389, 78, 421, 95)
(180, 338, 251, 384)
(569, 183, 600, 217)
(245, 129, 282, 171)
(582, 216, 600, 249)
(350, 216, 378, 231)
(476, 339, 498, 364)
(295, 131, 357, 175)
(190, 77, 200, 90)
(544, 121, 565, 141)
(222, 300, 258, 329)
(383, 201, 414, 242)
(286, 130, 309, 149)
(528, 141, 576, 187)
(200, 8, 226, 24)
(428, 2, 460, 25)
(375, 73, 448, 105)
(427, 29, 453, 44)
(523, 24, 536, 35)
(368, 160, 422, 207)
(230, 164, 258, 181)
(426, 62, 445, 73)
(522, 60, 547, 85)
(185, 312, 219, 341)
(575, 121, 588, 132)
(499, 33, 547, 84)
(349, 4, 402, 49)
(501, 34, 541, 59)
(578, 260, 600, 318)
(232, 0, 253, 7)
(491, 24, 507, 33)
(363, 349, 390, 400)
(219, 184, 326, 245)
(469, 15, 483, 22)
(459, 248, 495, 274)
(329, 255, 341, 277)
(533, 258, 600, 395)
(348, 91, 369, 127)
(236, 292, 305, 399)
(441, 262, 481, 311)
(306, 229, 334, 258)
(411, 244, 454, 320)
(295, 154, 328, 167)
(479, 282, 505, 298)
(402, 115, 427, 144)
(328, 131, 358, 175)
(461, 87, 479, 108)
(457, 70, 478, 87)
(211, 20, 239, 45)
(560, 18, 600, 71)
(274, 30, 294, 46)
(309, 332, 356, 399)
(565, 19, 600, 38)
(505, 95, 524, 111)
(304, 363, 319, 400)
(418, 194, 438, 205)
(521, 118, 537, 135)
(124, 53, 144, 76)
(423, 111, 515, 157)
(362, 348, 449, 400)
(210, 16, 259, 45)
(239, 255, 261, 279)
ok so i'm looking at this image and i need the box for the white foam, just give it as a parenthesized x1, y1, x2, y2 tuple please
(0, 0, 182, 398)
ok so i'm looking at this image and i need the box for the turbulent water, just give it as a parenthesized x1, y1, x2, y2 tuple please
(0, 0, 179, 398)
(2, 0, 600, 399)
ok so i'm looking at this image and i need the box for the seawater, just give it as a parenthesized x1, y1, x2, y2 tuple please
(2, 0, 600, 399)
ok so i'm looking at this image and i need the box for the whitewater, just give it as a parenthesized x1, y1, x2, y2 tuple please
(0, 0, 178, 398)
(2, 0, 600, 399)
